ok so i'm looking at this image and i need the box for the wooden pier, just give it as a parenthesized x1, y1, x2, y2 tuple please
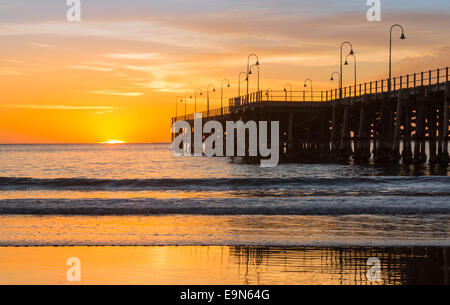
(172, 67, 450, 165)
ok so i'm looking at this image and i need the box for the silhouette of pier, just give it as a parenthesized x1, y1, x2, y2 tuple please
(172, 67, 450, 165)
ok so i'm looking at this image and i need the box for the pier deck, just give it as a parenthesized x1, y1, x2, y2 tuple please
(173, 67, 450, 165)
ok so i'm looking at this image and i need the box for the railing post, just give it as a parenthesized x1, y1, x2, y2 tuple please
(321, 91, 323, 102)
(381, 80, 384, 92)
(370, 82, 372, 94)
(303, 90, 305, 102)
(429, 70, 432, 87)
(421, 72, 424, 87)
(400, 76, 402, 89)
(437, 69, 440, 85)
(375, 81, 378, 93)
(407, 74, 409, 89)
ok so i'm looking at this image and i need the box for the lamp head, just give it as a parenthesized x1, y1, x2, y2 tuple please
(304, 83, 307, 87)
(344, 60, 348, 65)
(245, 77, 248, 81)
(255, 60, 260, 66)
(400, 33, 406, 40)
(248, 70, 253, 75)
(349, 49, 354, 55)
(284, 88, 287, 92)
(212, 88, 215, 92)
(200, 92, 203, 96)
(330, 77, 334, 81)
(227, 84, 230, 88)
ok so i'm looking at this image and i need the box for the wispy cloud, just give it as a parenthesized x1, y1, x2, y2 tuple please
(103, 53, 161, 60)
(88, 90, 144, 96)
(2, 105, 118, 110)
(0, 70, 23, 75)
(71, 65, 114, 72)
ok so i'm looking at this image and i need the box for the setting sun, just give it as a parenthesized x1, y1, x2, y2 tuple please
(100, 140, 125, 144)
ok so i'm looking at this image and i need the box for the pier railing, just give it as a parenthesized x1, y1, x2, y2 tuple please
(173, 67, 449, 121)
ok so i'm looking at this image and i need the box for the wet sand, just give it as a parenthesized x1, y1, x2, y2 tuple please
(0, 246, 448, 285)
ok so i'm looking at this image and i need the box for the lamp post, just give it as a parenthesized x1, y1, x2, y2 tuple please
(344, 54, 357, 89)
(330, 72, 340, 99)
(207, 84, 215, 117)
(249, 64, 260, 93)
(330, 72, 340, 81)
(340, 41, 354, 99)
(303, 79, 313, 101)
(246, 54, 259, 104)
(389, 24, 406, 91)
(283, 83, 292, 102)
(184, 93, 188, 119)
(175, 96, 183, 119)
(221, 79, 230, 116)
(265, 88, 272, 101)
(238, 72, 247, 97)
(194, 89, 202, 114)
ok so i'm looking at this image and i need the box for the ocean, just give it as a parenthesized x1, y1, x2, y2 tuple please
(0, 143, 449, 284)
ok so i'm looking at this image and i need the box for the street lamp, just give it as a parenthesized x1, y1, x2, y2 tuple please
(265, 88, 272, 101)
(175, 96, 183, 119)
(344, 54, 357, 89)
(207, 84, 215, 117)
(340, 41, 354, 99)
(249, 64, 260, 94)
(389, 24, 406, 91)
(184, 93, 188, 119)
(246, 54, 259, 104)
(330, 72, 340, 81)
(283, 83, 292, 102)
(330, 72, 340, 98)
(193, 88, 202, 114)
(238, 72, 247, 98)
(221, 79, 230, 116)
(304, 78, 313, 101)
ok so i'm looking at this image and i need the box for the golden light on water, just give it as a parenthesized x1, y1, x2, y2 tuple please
(100, 140, 125, 144)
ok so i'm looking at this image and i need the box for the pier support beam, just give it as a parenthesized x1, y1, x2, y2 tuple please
(331, 102, 340, 154)
(375, 99, 392, 163)
(440, 83, 449, 165)
(402, 106, 413, 164)
(339, 106, 352, 158)
(429, 105, 438, 164)
(414, 102, 426, 163)
(355, 102, 370, 163)
(288, 113, 294, 155)
(392, 90, 403, 161)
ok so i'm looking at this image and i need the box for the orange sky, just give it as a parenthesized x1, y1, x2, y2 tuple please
(0, 1, 449, 143)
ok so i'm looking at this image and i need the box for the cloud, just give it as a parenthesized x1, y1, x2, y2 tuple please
(103, 53, 161, 60)
(0, 70, 23, 75)
(71, 65, 114, 72)
(87, 90, 144, 96)
(28, 42, 55, 48)
(134, 80, 186, 92)
(2, 105, 118, 110)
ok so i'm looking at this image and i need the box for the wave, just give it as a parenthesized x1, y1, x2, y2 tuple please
(0, 196, 449, 216)
(1, 176, 450, 193)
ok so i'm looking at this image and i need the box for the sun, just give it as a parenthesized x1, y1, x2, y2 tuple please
(100, 140, 125, 144)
